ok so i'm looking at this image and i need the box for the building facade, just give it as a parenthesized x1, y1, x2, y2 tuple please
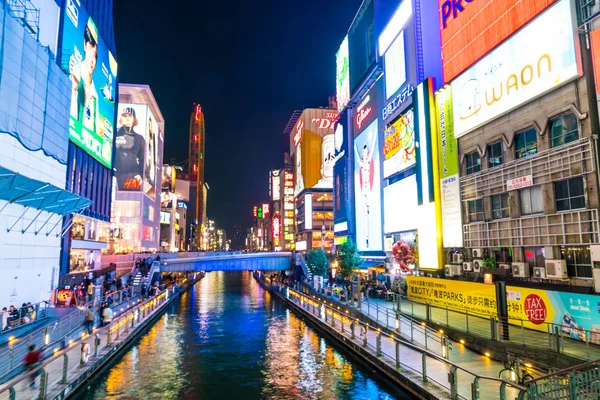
(111, 84, 165, 253)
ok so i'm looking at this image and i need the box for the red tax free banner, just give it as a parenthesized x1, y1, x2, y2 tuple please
(439, 0, 557, 83)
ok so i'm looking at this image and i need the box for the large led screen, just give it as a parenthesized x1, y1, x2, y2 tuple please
(62, 0, 117, 168)
(383, 108, 415, 178)
(353, 120, 383, 252)
(115, 103, 147, 191)
(451, 0, 578, 138)
(384, 174, 418, 234)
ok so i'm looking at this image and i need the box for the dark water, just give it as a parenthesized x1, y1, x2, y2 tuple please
(76, 272, 411, 400)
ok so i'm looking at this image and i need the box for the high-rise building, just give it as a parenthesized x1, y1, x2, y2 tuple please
(189, 104, 207, 249)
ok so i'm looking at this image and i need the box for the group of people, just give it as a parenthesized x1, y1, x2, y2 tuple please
(1, 302, 36, 331)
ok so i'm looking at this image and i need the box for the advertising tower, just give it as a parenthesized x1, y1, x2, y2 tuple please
(189, 104, 207, 249)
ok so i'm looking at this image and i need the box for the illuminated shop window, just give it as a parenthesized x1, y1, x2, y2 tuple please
(550, 113, 578, 148)
(514, 128, 537, 159)
(561, 246, 591, 279)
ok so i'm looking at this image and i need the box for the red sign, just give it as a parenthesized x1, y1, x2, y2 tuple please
(253, 206, 258, 217)
(356, 107, 373, 130)
(272, 214, 280, 240)
(439, 0, 557, 82)
(262, 203, 270, 217)
(524, 294, 547, 325)
(293, 120, 304, 146)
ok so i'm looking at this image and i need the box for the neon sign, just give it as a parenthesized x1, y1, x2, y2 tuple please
(382, 84, 415, 121)
(262, 203, 270, 217)
(253, 206, 258, 217)
(293, 119, 304, 146)
(272, 214, 280, 240)
(356, 107, 373, 130)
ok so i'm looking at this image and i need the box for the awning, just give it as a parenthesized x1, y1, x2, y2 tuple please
(0, 166, 91, 215)
(359, 261, 386, 269)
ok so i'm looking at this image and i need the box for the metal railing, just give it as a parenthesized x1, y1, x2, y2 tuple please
(260, 276, 527, 400)
(526, 359, 600, 399)
(302, 283, 448, 357)
(386, 292, 600, 362)
(0, 289, 141, 382)
(0, 288, 174, 400)
(1, 302, 49, 332)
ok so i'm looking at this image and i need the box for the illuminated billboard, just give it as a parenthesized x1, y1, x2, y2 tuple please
(115, 103, 147, 191)
(336, 36, 350, 112)
(270, 170, 281, 201)
(384, 174, 418, 234)
(293, 109, 337, 194)
(384, 30, 406, 101)
(334, 112, 349, 226)
(383, 108, 415, 178)
(353, 120, 382, 252)
(451, 0, 578, 138)
(440, 0, 557, 82)
(144, 109, 159, 199)
(436, 87, 463, 248)
(62, 0, 117, 169)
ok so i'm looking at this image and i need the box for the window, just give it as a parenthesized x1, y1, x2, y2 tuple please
(520, 186, 543, 215)
(555, 177, 585, 212)
(487, 141, 504, 168)
(465, 152, 481, 175)
(561, 246, 592, 278)
(550, 113, 578, 147)
(514, 128, 537, 159)
(491, 193, 509, 219)
(468, 199, 484, 222)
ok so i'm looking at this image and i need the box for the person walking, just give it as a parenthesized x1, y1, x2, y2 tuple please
(23, 345, 41, 388)
(84, 306, 95, 334)
(102, 306, 113, 326)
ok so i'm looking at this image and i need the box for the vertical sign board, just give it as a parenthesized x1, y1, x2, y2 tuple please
(435, 87, 463, 248)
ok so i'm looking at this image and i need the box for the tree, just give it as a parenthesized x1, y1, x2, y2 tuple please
(336, 240, 363, 280)
(307, 248, 330, 277)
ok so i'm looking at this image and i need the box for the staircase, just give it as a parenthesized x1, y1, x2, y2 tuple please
(527, 361, 600, 399)
(132, 271, 143, 287)
(297, 254, 313, 281)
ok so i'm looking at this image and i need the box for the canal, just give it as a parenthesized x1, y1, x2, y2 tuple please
(75, 271, 412, 400)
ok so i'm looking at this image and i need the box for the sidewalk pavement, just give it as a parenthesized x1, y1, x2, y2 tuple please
(366, 296, 600, 363)
(281, 285, 524, 400)
(0, 292, 169, 400)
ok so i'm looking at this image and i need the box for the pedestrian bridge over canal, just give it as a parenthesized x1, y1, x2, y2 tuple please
(158, 252, 293, 273)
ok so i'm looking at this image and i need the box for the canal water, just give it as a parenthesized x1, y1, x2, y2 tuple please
(76, 271, 411, 400)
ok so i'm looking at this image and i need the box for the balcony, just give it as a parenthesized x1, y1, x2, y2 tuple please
(463, 209, 599, 248)
(460, 137, 595, 199)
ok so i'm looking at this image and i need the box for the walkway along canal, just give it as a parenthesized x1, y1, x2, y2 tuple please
(0, 274, 202, 400)
(254, 273, 528, 400)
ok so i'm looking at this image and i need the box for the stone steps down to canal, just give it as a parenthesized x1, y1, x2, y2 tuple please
(262, 279, 526, 400)
(0, 285, 185, 400)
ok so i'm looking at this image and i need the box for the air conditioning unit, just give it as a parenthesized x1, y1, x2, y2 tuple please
(472, 259, 483, 273)
(499, 263, 511, 270)
(512, 262, 530, 278)
(533, 267, 546, 279)
(445, 265, 462, 277)
(472, 248, 484, 258)
(452, 253, 463, 264)
(545, 260, 568, 279)
(462, 262, 472, 272)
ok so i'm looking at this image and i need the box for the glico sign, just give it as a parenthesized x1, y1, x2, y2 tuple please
(354, 86, 377, 134)
(439, 0, 557, 82)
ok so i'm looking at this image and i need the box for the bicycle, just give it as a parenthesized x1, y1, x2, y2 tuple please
(498, 354, 534, 385)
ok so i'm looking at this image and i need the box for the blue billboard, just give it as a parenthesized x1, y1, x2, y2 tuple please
(62, 0, 118, 169)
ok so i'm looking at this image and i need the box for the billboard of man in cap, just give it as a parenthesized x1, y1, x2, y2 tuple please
(115, 106, 146, 190)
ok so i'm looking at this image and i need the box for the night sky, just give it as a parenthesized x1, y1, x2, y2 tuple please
(113, 0, 362, 233)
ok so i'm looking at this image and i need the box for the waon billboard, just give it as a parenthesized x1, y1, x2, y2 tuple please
(439, 0, 557, 83)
